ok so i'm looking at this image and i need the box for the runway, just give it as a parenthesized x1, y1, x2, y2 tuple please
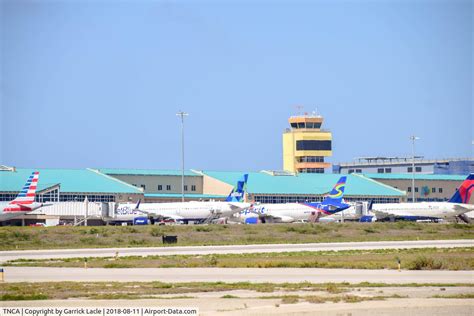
(1, 239, 472, 262)
(3, 266, 473, 284)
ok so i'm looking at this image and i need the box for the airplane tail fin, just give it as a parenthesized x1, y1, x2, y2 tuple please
(225, 174, 249, 202)
(448, 174, 474, 204)
(10, 171, 39, 205)
(321, 176, 347, 205)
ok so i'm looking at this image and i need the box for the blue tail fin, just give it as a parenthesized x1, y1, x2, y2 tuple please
(321, 176, 347, 205)
(225, 174, 249, 202)
(448, 174, 474, 204)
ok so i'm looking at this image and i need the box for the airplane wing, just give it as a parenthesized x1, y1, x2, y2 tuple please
(0, 212, 29, 221)
(135, 209, 185, 221)
(228, 202, 250, 211)
(258, 214, 295, 223)
(373, 210, 397, 219)
(452, 204, 472, 214)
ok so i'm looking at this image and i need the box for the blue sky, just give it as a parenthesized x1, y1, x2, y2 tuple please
(1, 0, 472, 171)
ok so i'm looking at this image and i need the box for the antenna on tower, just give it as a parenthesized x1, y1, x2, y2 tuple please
(294, 105, 304, 116)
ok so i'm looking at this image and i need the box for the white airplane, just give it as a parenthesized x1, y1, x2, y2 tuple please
(372, 174, 474, 221)
(0, 171, 51, 221)
(118, 174, 250, 223)
(237, 176, 350, 223)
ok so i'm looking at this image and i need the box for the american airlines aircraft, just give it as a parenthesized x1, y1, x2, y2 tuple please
(118, 174, 250, 223)
(372, 174, 474, 221)
(0, 171, 50, 221)
(240, 176, 350, 223)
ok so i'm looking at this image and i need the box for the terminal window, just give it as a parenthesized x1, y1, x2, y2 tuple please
(296, 140, 331, 151)
(297, 156, 324, 163)
(415, 166, 422, 172)
(415, 187, 419, 193)
(407, 167, 412, 172)
(158, 185, 162, 191)
(432, 187, 436, 193)
(191, 185, 196, 191)
(438, 188, 443, 193)
(184, 185, 188, 191)
(408, 187, 412, 192)
(377, 168, 384, 173)
(166, 185, 171, 191)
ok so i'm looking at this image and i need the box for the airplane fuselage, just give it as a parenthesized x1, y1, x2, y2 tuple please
(241, 202, 344, 223)
(372, 202, 474, 219)
(117, 201, 250, 221)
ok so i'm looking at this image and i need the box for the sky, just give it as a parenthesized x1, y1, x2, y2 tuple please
(0, 0, 472, 171)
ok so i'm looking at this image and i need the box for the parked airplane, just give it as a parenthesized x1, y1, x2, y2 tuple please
(0, 171, 50, 221)
(118, 174, 250, 223)
(371, 174, 474, 221)
(240, 176, 350, 223)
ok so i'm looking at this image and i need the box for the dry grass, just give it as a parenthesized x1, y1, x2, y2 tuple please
(6, 247, 474, 271)
(0, 222, 472, 251)
(1, 281, 472, 301)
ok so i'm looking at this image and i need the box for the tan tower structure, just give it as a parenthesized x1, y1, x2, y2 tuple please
(283, 113, 332, 173)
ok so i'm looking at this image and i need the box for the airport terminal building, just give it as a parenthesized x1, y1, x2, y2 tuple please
(333, 157, 474, 175)
(333, 157, 473, 202)
(1, 164, 471, 225)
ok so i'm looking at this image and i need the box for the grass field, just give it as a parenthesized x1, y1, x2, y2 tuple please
(1, 281, 472, 301)
(0, 222, 472, 250)
(5, 247, 473, 270)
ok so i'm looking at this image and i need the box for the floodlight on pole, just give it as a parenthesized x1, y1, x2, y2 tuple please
(409, 135, 420, 203)
(176, 111, 189, 202)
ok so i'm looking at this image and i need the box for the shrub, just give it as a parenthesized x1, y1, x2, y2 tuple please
(79, 237, 96, 244)
(221, 294, 239, 298)
(1, 294, 48, 301)
(363, 227, 379, 234)
(281, 296, 299, 304)
(152, 282, 173, 289)
(195, 226, 212, 232)
(103, 263, 132, 268)
(11, 231, 30, 241)
(150, 227, 162, 237)
(88, 228, 99, 235)
(129, 239, 146, 245)
(408, 256, 443, 270)
(209, 256, 218, 266)
(326, 283, 345, 294)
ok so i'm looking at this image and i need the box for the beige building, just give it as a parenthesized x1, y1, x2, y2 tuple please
(365, 174, 471, 203)
(283, 114, 332, 173)
(99, 169, 224, 202)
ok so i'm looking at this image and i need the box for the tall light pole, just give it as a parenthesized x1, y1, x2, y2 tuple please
(409, 135, 420, 203)
(176, 111, 188, 202)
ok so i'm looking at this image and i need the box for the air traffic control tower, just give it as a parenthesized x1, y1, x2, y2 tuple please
(283, 113, 332, 173)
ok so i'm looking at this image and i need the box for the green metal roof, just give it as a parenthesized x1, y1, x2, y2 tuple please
(99, 168, 199, 177)
(0, 168, 142, 194)
(202, 171, 406, 197)
(363, 173, 467, 181)
(145, 193, 226, 199)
